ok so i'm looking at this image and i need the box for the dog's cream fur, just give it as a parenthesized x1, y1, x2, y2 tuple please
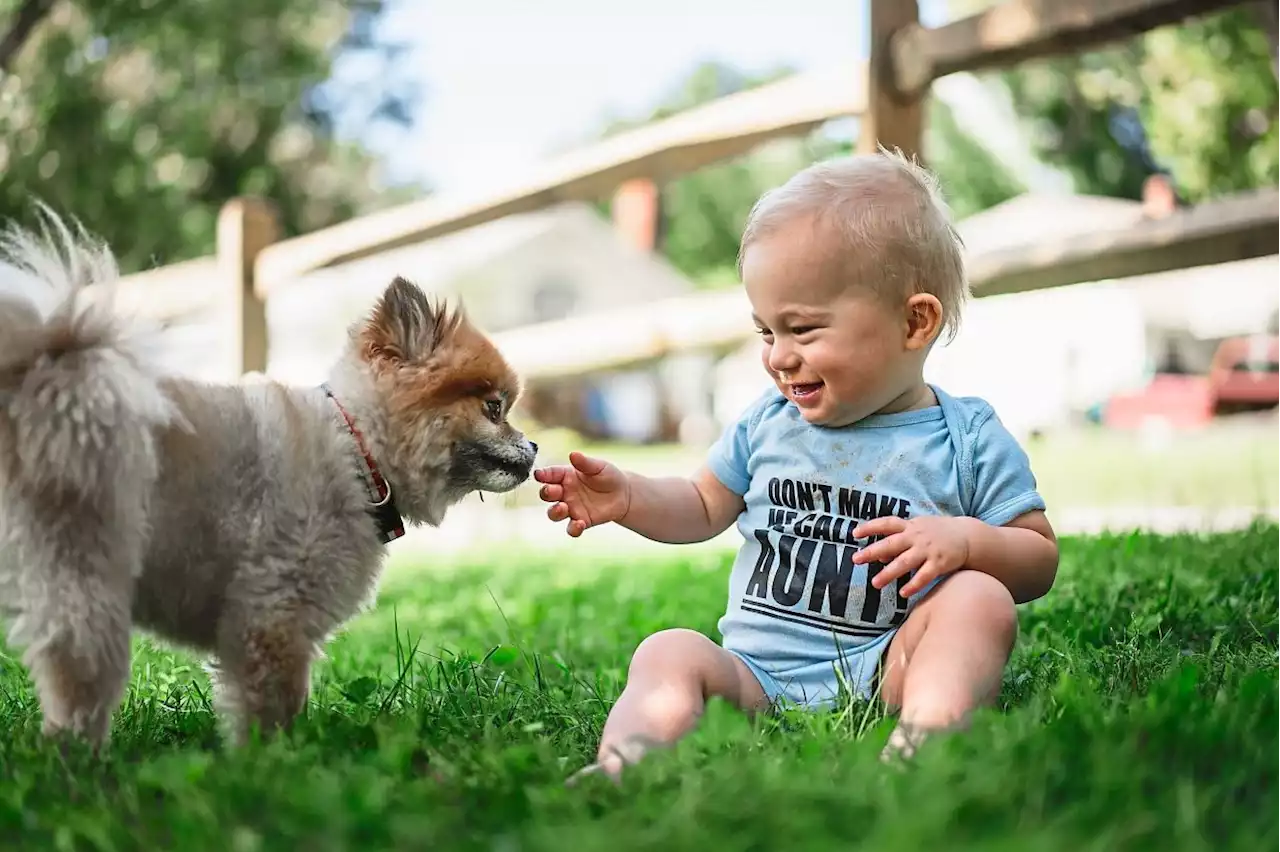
(0, 207, 537, 747)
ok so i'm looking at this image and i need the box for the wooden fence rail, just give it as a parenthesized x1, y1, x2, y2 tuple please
(252, 62, 867, 292)
(889, 0, 1250, 96)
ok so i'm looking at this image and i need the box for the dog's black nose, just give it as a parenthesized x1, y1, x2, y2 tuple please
(529, 440, 538, 454)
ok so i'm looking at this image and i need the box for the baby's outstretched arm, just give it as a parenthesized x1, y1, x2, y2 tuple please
(535, 452, 743, 544)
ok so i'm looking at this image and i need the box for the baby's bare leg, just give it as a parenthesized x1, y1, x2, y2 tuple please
(572, 628, 768, 783)
(878, 569, 1018, 758)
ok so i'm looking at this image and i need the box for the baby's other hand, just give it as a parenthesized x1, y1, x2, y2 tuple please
(851, 515, 973, 598)
(534, 452, 632, 537)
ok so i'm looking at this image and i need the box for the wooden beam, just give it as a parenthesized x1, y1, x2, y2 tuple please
(255, 63, 866, 292)
(968, 186, 1279, 296)
(891, 0, 1251, 95)
(217, 197, 280, 375)
(861, 0, 924, 158)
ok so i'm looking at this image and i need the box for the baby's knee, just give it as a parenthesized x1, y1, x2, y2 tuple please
(939, 570, 1018, 645)
(616, 629, 717, 736)
(629, 627, 715, 675)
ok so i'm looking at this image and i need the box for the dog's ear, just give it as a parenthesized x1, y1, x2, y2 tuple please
(360, 277, 460, 365)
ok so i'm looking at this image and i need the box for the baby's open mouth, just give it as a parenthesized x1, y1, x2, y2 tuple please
(789, 382, 824, 401)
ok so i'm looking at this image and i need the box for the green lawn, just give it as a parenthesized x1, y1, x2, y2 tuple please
(1, 523, 1277, 850)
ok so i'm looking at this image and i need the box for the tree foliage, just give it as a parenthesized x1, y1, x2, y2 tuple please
(0, 0, 421, 273)
(955, 1, 1278, 201)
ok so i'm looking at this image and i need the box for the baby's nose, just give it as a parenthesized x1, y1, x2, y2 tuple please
(768, 343, 801, 371)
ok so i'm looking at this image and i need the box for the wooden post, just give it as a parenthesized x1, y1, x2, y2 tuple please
(217, 197, 280, 376)
(859, 0, 924, 159)
(1252, 0, 1277, 78)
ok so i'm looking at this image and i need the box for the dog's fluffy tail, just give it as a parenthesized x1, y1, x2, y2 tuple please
(0, 206, 188, 743)
(0, 205, 181, 503)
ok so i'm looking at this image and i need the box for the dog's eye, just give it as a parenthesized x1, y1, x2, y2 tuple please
(485, 398, 503, 423)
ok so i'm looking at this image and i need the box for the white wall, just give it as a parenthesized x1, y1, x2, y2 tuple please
(925, 282, 1150, 437)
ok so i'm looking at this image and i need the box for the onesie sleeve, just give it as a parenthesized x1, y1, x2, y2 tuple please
(968, 408, 1047, 527)
(705, 392, 772, 495)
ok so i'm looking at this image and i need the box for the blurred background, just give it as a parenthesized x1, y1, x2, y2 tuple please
(1, 0, 1276, 555)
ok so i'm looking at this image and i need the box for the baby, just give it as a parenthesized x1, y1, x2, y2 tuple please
(534, 149, 1060, 782)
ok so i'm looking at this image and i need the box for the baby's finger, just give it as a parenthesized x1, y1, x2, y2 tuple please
(898, 563, 937, 598)
(567, 518, 589, 537)
(538, 483, 564, 503)
(569, 452, 609, 476)
(854, 532, 910, 566)
(534, 466, 568, 484)
(871, 547, 925, 589)
(852, 516, 907, 540)
(547, 502, 571, 523)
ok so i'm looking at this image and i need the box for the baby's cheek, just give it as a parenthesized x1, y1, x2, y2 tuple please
(824, 365, 868, 399)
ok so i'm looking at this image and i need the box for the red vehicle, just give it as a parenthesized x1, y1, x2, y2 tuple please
(1103, 335, 1279, 429)
(1209, 334, 1280, 413)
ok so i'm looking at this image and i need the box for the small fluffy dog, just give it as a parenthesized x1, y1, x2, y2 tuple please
(0, 207, 538, 747)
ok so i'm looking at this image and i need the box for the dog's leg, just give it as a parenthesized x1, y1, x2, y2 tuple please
(211, 609, 316, 746)
(17, 571, 133, 749)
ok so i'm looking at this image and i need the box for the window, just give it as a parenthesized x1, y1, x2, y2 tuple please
(531, 276, 578, 323)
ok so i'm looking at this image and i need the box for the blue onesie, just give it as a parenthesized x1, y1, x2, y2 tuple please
(706, 384, 1046, 710)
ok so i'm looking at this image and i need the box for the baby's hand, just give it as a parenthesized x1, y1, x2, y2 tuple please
(534, 452, 632, 537)
(851, 515, 973, 598)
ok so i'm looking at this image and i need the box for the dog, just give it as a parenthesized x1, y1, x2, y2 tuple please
(0, 206, 538, 747)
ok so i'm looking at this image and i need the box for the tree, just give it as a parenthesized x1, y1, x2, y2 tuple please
(948, 1, 1278, 201)
(0, 0, 422, 273)
(922, 96, 1028, 219)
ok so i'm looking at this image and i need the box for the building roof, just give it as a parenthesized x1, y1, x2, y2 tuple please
(291, 202, 578, 297)
(957, 191, 1278, 339)
(956, 192, 1147, 257)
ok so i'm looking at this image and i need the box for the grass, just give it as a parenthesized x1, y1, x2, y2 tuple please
(1, 522, 1277, 851)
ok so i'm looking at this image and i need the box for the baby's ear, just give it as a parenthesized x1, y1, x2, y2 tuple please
(904, 293, 944, 350)
(359, 277, 459, 365)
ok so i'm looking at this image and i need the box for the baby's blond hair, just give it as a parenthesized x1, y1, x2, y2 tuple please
(738, 147, 969, 344)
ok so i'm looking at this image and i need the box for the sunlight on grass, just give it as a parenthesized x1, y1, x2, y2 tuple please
(1, 524, 1276, 850)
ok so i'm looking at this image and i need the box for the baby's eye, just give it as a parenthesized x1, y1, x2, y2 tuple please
(791, 326, 817, 336)
(484, 398, 503, 423)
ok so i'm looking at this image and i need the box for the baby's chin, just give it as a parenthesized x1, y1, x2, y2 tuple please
(789, 392, 865, 428)
(796, 407, 845, 427)
(790, 396, 846, 427)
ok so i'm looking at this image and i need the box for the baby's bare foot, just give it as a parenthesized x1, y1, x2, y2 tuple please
(565, 734, 663, 787)
(879, 723, 928, 764)
(565, 753, 626, 787)
(880, 718, 972, 765)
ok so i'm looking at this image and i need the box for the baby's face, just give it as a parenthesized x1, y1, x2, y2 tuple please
(742, 218, 917, 427)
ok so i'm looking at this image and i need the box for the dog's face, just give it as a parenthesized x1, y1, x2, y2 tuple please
(355, 277, 536, 520)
